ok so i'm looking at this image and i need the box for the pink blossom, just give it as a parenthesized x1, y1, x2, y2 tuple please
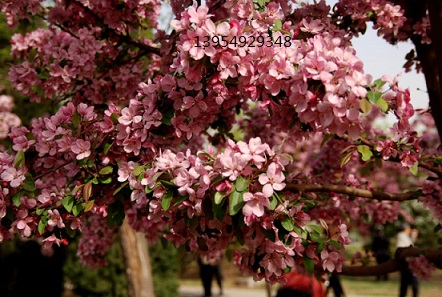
(1, 167, 26, 188)
(47, 209, 65, 229)
(321, 250, 340, 272)
(258, 162, 286, 197)
(71, 139, 91, 160)
(242, 192, 269, 217)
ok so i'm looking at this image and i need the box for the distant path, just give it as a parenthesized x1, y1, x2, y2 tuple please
(179, 285, 377, 297)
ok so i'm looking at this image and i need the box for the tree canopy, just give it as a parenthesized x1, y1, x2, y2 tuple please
(0, 0, 441, 285)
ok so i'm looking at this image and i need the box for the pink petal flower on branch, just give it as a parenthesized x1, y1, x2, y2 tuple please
(242, 192, 269, 217)
(258, 162, 286, 197)
(71, 139, 91, 160)
(1, 167, 26, 188)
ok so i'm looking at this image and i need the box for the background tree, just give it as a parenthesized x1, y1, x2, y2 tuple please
(0, 1, 442, 295)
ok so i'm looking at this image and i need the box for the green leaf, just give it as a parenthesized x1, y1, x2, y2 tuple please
(269, 194, 278, 210)
(37, 71, 51, 80)
(376, 98, 389, 112)
(84, 200, 94, 212)
(260, 227, 276, 242)
(235, 176, 249, 192)
(308, 224, 323, 234)
(72, 204, 84, 216)
(162, 189, 174, 211)
(359, 98, 372, 114)
(110, 113, 119, 124)
(14, 151, 25, 168)
(36, 208, 45, 215)
(367, 91, 382, 103)
(99, 176, 112, 184)
(25, 132, 36, 141)
(22, 178, 36, 192)
(310, 232, 326, 243)
(197, 152, 214, 160)
(210, 175, 224, 187)
(274, 19, 282, 31)
(113, 181, 128, 195)
(61, 196, 75, 213)
(99, 166, 113, 175)
(317, 242, 325, 253)
(357, 145, 373, 161)
(229, 191, 245, 216)
(281, 216, 295, 231)
(103, 142, 114, 155)
(133, 165, 145, 176)
(329, 240, 342, 250)
(409, 162, 418, 176)
(38, 219, 47, 235)
(173, 195, 187, 206)
(160, 180, 177, 189)
(434, 224, 442, 233)
(373, 78, 386, 89)
(12, 192, 22, 207)
(214, 191, 227, 205)
(213, 197, 227, 221)
(303, 257, 315, 275)
(72, 109, 80, 127)
(321, 134, 334, 148)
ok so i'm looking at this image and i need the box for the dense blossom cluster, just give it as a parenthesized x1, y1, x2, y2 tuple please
(0, 0, 440, 283)
(0, 95, 21, 139)
(406, 255, 436, 281)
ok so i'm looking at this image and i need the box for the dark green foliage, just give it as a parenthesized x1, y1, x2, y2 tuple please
(63, 236, 128, 297)
(150, 241, 180, 297)
(63, 236, 180, 297)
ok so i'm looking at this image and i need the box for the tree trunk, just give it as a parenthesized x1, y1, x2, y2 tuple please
(120, 218, 156, 297)
(427, 0, 442, 142)
(398, 0, 442, 142)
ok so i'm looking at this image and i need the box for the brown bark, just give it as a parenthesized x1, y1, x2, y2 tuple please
(120, 218, 156, 297)
(285, 183, 418, 201)
(396, 0, 442, 142)
(426, 1, 442, 141)
(340, 246, 442, 276)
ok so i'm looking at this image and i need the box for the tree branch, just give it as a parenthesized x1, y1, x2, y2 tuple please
(341, 260, 400, 276)
(285, 183, 417, 201)
(342, 135, 442, 177)
(340, 246, 442, 276)
(71, 0, 160, 56)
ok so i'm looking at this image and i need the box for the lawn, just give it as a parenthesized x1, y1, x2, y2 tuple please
(340, 271, 442, 297)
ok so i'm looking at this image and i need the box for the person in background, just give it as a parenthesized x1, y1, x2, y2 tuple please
(371, 225, 391, 281)
(198, 255, 223, 296)
(325, 273, 346, 297)
(275, 270, 326, 297)
(396, 223, 419, 297)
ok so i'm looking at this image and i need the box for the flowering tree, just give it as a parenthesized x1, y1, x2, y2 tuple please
(1, 0, 442, 291)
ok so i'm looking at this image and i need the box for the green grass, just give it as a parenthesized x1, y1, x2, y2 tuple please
(341, 272, 442, 296)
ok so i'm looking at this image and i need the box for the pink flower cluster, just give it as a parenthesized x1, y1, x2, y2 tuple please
(334, 0, 407, 42)
(420, 180, 442, 223)
(169, 2, 373, 140)
(406, 255, 436, 281)
(1, 0, 42, 26)
(0, 95, 21, 139)
(77, 212, 116, 268)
